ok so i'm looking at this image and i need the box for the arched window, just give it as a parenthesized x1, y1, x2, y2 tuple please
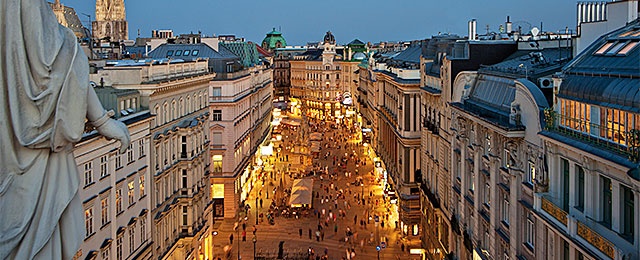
(154, 105, 161, 125)
(163, 102, 168, 123)
(179, 98, 184, 117)
(186, 96, 191, 114)
(171, 100, 177, 120)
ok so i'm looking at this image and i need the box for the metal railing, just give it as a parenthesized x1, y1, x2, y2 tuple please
(544, 110, 640, 162)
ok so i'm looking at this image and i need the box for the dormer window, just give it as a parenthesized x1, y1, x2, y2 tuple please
(594, 40, 639, 56)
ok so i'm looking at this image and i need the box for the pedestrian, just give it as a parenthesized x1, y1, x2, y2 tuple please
(381, 220, 385, 229)
(401, 243, 405, 252)
(259, 198, 263, 208)
(229, 234, 234, 245)
(321, 231, 325, 241)
(242, 222, 246, 231)
(242, 230, 246, 241)
(334, 224, 338, 233)
(354, 215, 357, 225)
(299, 228, 303, 237)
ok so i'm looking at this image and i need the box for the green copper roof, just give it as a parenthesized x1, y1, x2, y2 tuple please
(262, 28, 287, 50)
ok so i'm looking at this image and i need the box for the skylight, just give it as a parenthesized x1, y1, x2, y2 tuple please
(595, 42, 613, 55)
(184, 50, 191, 56)
(618, 41, 639, 55)
(175, 50, 182, 56)
(606, 42, 626, 55)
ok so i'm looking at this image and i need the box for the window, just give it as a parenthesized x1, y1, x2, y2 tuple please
(336, 74, 340, 80)
(101, 245, 110, 260)
(606, 42, 626, 55)
(84, 162, 93, 186)
(576, 166, 585, 211)
(622, 185, 634, 240)
(101, 197, 109, 226)
(212, 110, 222, 121)
(100, 156, 108, 178)
(139, 175, 145, 197)
(129, 225, 135, 253)
(140, 217, 147, 243)
(504, 149, 511, 168)
(524, 213, 535, 249)
(115, 155, 122, 169)
(85, 207, 94, 238)
(183, 50, 190, 56)
(175, 50, 182, 56)
(166, 50, 174, 56)
(326, 74, 329, 80)
(116, 235, 123, 260)
(127, 144, 134, 164)
(595, 42, 614, 55)
(484, 183, 491, 206)
(502, 194, 510, 225)
(212, 87, 221, 97)
(618, 41, 639, 55)
(602, 176, 612, 228)
(182, 206, 188, 225)
(181, 136, 188, 158)
(212, 155, 223, 173)
(212, 132, 222, 146)
(192, 50, 199, 56)
(138, 139, 145, 158)
(525, 161, 536, 185)
(115, 189, 123, 214)
(128, 181, 135, 206)
(182, 170, 188, 189)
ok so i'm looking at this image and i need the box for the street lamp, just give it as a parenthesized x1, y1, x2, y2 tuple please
(252, 236, 257, 259)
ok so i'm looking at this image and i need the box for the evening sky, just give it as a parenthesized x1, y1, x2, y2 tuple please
(59, 0, 576, 45)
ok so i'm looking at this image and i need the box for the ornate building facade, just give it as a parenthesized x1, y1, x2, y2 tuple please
(91, 59, 215, 260)
(289, 32, 363, 122)
(92, 0, 128, 42)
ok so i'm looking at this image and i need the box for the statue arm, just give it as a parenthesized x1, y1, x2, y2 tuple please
(86, 87, 131, 154)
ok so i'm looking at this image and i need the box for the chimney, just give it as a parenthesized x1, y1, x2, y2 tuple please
(468, 19, 477, 41)
(506, 16, 512, 33)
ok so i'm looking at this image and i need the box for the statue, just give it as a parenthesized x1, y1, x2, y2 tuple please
(0, 0, 130, 259)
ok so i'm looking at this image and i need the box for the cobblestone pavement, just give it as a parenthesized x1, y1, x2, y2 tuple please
(211, 112, 419, 260)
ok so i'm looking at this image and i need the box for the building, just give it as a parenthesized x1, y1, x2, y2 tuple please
(209, 63, 273, 219)
(90, 59, 215, 259)
(74, 89, 152, 260)
(289, 31, 363, 122)
(148, 42, 241, 73)
(536, 18, 640, 260)
(273, 46, 306, 107)
(449, 37, 571, 260)
(49, 0, 88, 39)
(262, 28, 287, 52)
(93, 0, 128, 42)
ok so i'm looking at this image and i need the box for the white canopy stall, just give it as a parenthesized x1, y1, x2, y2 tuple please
(289, 178, 314, 208)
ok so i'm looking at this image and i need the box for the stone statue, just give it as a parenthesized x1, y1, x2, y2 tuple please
(0, 0, 130, 259)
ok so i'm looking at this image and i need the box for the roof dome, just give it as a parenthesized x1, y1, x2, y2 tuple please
(324, 31, 335, 44)
(262, 28, 287, 50)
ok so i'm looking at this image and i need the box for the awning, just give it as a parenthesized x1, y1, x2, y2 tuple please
(289, 178, 314, 207)
(281, 118, 301, 126)
(310, 132, 323, 141)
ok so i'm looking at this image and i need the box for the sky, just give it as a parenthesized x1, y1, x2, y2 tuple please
(59, 0, 577, 46)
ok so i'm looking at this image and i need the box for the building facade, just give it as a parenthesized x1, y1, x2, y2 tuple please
(536, 19, 640, 260)
(91, 59, 215, 260)
(209, 64, 274, 219)
(289, 32, 362, 122)
(74, 90, 152, 260)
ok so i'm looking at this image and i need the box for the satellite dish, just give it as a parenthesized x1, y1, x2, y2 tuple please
(530, 27, 540, 37)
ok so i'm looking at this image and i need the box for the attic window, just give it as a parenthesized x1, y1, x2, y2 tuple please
(183, 50, 190, 56)
(618, 41, 639, 55)
(167, 50, 174, 56)
(606, 42, 626, 55)
(595, 42, 613, 55)
(175, 50, 182, 56)
(192, 50, 199, 56)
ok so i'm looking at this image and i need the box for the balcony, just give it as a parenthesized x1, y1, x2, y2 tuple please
(540, 196, 568, 226)
(423, 120, 439, 135)
(576, 221, 616, 259)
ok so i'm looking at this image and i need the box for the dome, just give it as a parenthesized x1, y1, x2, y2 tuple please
(353, 52, 366, 60)
(262, 28, 287, 50)
(323, 31, 335, 44)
